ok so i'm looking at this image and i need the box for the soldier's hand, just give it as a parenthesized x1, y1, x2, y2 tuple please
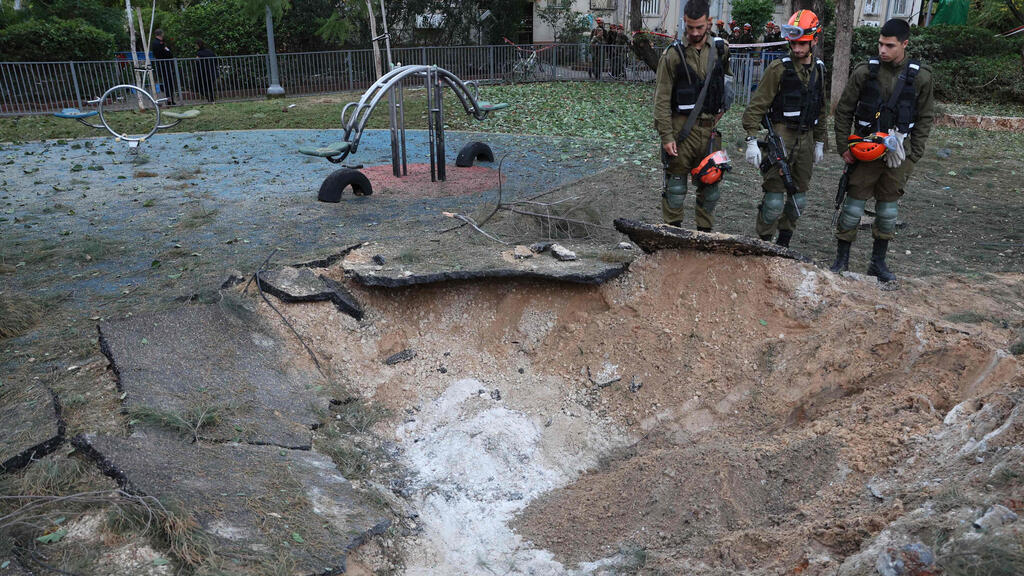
(814, 142, 825, 164)
(663, 141, 678, 157)
(745, 139, 761, 166)
(841, 149, 856, 165)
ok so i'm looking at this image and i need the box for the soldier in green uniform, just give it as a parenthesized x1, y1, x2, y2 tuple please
(741, 9, 826, 247)
(831, 18, 934, 283)
(653, 0, 731, 230)
(764, 22, 782, 44)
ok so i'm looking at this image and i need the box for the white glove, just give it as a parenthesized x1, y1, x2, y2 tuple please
(884, 129, 907, 169)
(814, 142, 824, 164)
(745, 138, 761, 167)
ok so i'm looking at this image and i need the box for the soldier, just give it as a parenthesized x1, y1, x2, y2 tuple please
(730, 26, 742, 45)
(742, 10, 826, 247)
(714, 19, 727, 38)
(764, 22, 782, 44)
(831, 18, 934, 283)
(653, 0, 731, 231)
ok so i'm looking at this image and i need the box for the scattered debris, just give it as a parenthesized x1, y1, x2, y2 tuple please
(385, 349, 417, 365)
(550, 244, 577, 261)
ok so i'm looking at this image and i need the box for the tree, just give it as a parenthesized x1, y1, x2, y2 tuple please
(731, 0, 774, 31)
(536, 0, 588, 43)
(830, 0, 856, 111)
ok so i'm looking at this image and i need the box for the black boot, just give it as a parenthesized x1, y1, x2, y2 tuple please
(775, 229, 793, 248)
(830, 240, 851, 273)
(759, 234, 773, 242)
(867, 238, 897, 283)
(667, 220, 682, 227)
(697, 226, 712, 232)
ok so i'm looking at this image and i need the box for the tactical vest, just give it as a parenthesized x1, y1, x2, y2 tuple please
(770, 57, 825, 132)
(854, 58, 921, 133)
(670, 37, 728, 116)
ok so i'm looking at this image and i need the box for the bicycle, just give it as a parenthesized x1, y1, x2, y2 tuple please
(502, 38, 554, 84)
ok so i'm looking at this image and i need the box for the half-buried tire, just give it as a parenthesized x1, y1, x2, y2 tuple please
(455, 142, 495, 167)
(318, 168, 373, 202)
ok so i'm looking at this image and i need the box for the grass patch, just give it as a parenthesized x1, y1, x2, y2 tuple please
(1009, 338, 1024, 356)
(176, 204, 219, 230)
(938, 534, 1024, 576)
(944, 311, 991, 325)
(126, 405, 224, 442)
(0, 295, 47, 338)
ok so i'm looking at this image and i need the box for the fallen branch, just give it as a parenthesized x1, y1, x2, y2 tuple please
(442, 212, 508, 245)
(500, 206, 615, 232)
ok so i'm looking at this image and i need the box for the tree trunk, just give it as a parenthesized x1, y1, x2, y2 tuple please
(1007, 0, 1024, 25)
(830, 0, 856, 112)
(628, 0, 660, 71)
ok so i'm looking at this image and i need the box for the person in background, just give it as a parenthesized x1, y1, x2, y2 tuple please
(152, 29, 176, 105)
(196, 40, 219, 103)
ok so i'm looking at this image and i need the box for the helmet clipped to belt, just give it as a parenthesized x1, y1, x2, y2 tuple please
(847, 132, 888, 162)
(691, 150, 731, 185)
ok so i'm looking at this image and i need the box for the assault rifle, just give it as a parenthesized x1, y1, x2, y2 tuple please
(758, 116, 798, 215)
(832, 162, 857, 227)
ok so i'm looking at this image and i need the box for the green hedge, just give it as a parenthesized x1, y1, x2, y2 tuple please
(821, 24, 1024, 104)
(0, 18, 116, 62)
(159, 0, 266, 58)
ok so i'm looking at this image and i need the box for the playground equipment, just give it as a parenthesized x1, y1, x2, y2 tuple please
(55, 85, 199, 148)
(53, 0, 199, 149)
(299, 64, 508, 202)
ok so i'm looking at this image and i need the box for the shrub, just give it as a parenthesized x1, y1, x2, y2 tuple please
(731, 0, 775, 32)
(932, 54, 1024, 104)
(0, 18, 116, 61)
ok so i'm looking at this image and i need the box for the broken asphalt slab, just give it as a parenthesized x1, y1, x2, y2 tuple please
(1, 383, 64, 475)
(341, 242, 630, 288)
(98, 303, 325, 449)
(613, 218, 811, 262)
(72, 432, 390, 574)
(257, 266, 364, 320)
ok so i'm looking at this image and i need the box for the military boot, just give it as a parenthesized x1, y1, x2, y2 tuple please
(697, 226, 712, 232)
(775, 229, 793, 248)
(830, 240, 851, 273)
(867, 238, 897, 283)
(759, 234, 773, 242)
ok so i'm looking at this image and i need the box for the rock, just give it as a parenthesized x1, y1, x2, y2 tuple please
(512, 245, 533, 259)
(875, 542, 936, 576)
(385, 349, 416, 365)
(530, 242, 553, 254)
(867, 478, 888, 501)
(550, 244, 577, 261)
(490, 389, 502, 401)
(617, 242, 634, 250)
(629, 376, 643, 393)
(1, 383, 65, 474)
(372, 254, 386, 265)
(973, 504, 1018, 531)
(935, 148, 952, 159)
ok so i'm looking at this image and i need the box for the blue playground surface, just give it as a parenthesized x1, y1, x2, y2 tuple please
(2, 128, 614, 299)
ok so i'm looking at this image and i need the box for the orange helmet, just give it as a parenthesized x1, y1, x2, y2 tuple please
(782, 10, 821, 42)
(847, 133, 888, 162)
(691, 150, 731, 185)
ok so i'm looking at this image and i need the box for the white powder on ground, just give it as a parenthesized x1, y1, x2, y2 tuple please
(395, 378, 630, 575)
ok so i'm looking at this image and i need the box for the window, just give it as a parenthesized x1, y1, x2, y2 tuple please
(641, 0, 660, 16)
(863, 0, 879, 15)
(890, 0, 911, 17)
(590, 0, 617, 10)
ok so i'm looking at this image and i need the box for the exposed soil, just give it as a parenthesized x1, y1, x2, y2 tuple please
(252, 247, 1022, 575)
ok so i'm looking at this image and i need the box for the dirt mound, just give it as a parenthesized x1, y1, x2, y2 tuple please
(251, 250, 1022, 575)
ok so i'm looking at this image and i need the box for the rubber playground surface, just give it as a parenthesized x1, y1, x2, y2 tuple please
(2, 128, 609, 300)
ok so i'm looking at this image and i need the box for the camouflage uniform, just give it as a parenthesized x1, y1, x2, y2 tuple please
(833, 57, 935, 243)
(653, 34, 731, 229)
(742, 53, 827, 240)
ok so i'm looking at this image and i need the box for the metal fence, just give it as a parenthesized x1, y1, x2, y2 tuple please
(0, 44, 785, 116)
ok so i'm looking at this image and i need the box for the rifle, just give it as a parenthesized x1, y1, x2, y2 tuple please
(758, 116, 798, 216)
(832, 162, 857, 227)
